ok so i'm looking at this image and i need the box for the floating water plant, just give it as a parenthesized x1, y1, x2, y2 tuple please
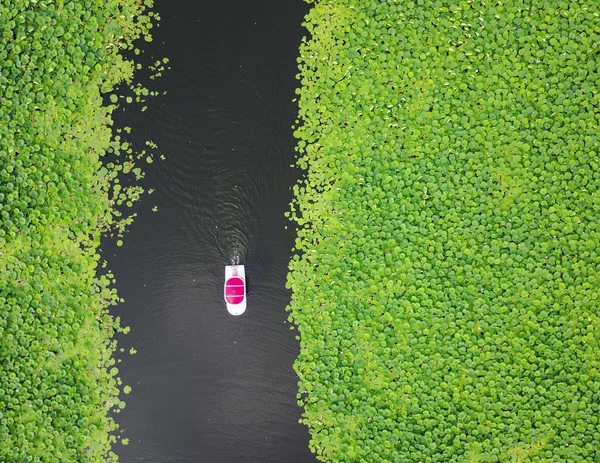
(0, 0, 161, 461)
(287, 0, 600, 461)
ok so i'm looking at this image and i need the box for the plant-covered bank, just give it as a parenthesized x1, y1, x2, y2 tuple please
(287, 0, 599, 461)
(0, 0, 160, 461)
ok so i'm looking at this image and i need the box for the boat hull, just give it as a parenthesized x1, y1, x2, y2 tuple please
(224, 265, 246, 315)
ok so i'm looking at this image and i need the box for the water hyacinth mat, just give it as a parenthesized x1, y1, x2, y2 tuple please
(0, 0, 161, 461)
(286, 0, 599, 462)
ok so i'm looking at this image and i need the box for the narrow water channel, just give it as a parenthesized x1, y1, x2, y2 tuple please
(106, 1, 317, 461)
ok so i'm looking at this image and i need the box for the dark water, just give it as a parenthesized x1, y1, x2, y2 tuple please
(106, 1, 317, 462)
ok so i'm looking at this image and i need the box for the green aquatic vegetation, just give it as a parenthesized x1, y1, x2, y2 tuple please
(287, 0, 600, 461)
(0, 0, 161, 461)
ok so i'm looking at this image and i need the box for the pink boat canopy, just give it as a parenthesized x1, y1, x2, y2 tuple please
(225, 276, 245, 305)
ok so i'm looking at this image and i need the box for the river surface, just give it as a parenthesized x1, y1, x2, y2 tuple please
(106, 1, 317, 461)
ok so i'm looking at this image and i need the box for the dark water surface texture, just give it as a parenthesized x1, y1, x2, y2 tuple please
(107, 1, 316, 462)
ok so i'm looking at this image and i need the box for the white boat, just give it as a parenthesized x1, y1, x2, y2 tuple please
(224, 265, 246, 315)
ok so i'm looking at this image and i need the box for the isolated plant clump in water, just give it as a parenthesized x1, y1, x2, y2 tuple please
(0, 0, 164, 461)
(287, 0, 599, 461)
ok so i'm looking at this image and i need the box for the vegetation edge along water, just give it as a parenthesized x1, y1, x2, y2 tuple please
(287, 0, 599, 461)
(0, 0, 165, 461)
